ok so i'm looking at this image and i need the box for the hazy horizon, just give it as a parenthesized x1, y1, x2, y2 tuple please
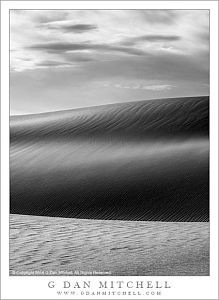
(10, 10, 209, 115)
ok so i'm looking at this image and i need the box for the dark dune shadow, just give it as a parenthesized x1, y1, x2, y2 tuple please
(10, 96, 209, 221)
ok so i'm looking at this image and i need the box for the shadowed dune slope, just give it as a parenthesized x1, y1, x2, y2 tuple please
(10, 96, 209, 221)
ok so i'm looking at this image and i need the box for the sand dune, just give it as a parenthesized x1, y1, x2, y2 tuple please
(10, 214, 209, 276)
(10, 96, 209, 221)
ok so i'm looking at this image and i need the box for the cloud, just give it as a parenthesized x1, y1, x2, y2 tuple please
(142, 84, 173, 91)
(34, 11, 69, 24)
(138, 34, 180, 42)
(10, 10, 209, 114)
(101, 81, 174, 91)
(67, 56, 95, 63)
(140, 10, 178, 24)
(46, 22, 98, 33)
(36, 56, 95, 68)
(78, 51, 209, 84)
(198, 32, 209, 42)
(28, 42, 146, 56)
(121, 34, 181, 46)
(36, 60, 74, 67)
(11, 10, 209, 72)
(29, 42, 89, 51)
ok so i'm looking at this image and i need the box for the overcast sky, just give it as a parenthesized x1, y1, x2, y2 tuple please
(10, 10, 209, 115)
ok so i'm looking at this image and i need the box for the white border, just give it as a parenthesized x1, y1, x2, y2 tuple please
(1, 1, 218, 299)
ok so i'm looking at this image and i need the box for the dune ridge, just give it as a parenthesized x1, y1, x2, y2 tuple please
(10, 96, 209, 221)
(11, 96, 208, 141)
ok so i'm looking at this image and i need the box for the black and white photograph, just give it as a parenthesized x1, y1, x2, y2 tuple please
(9, 8, 210, 278)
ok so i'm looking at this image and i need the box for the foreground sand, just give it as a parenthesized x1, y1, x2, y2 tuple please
(10, 214, 209, 276)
